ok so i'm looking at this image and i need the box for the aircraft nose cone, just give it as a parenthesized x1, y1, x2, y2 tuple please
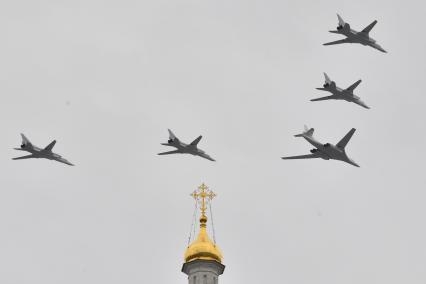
(375, 44, 387, 53)
(349, 159, 360, 167)
(356, 100, 370, 109)
(361, 102, 370, 109)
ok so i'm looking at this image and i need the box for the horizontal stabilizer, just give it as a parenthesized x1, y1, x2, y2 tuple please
(337, 128, 356, 149)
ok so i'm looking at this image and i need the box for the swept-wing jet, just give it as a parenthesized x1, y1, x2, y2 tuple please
(158, 129, 215, 162)
(324, 14, 387, 53)
(282, 126, 359, 167)
(13, 134, 74, 166)
(311, 72, 370, 109)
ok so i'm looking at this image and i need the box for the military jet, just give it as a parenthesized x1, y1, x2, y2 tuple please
(311, 72, 370, 109)
(158, 129, 215, 162)
(13, 134, 74, 166)
(282, 126, 359, 167)
(324, 14, 387, 53)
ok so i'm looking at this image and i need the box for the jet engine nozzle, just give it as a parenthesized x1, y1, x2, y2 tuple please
(323, 83, 329, 88)
(21, 144, 26, 149)
(310, 149, 318, 153)
(323, 143, 331, 147)
(168, 139, 174, 143)
(337, 25, 343, 30)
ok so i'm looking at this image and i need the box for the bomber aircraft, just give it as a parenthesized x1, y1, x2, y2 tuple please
(158, 129, 215, 162)
(311, 72, 369, 109)
(13, 134, 74, 166)
(324, 14, 387, 53)
(282, 126, 360, 167)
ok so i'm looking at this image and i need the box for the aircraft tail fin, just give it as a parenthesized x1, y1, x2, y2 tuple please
(337, 128, 356, 149)
(337, 14, 345, 27)
(335, 13, 351, 31)
(318, 72, 336, 89)
(167, 129, 179, 143)
(20, 133, 33, 148)
(21, 133, 31, 144)
(324, 72, 332, 84)
(44, 140, 56, 152)
(190, 135, 202, 146)
(295, 125, 314, 137)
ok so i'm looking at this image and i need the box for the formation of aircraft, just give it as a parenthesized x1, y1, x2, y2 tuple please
(280, 13, 387, 168)
(10, 14, 385, 168)
(282, 126, 359, 167)
(158, 129, 216, 162)
(311, 72, 370, 109)
(13, 134, 74, 166)
(324, 14, 387, 53)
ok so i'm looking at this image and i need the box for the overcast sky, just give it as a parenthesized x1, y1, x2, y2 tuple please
(0, 0, 425, 283)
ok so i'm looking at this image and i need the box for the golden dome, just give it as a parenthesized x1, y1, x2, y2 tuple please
(184, 216, 223, 263)
(184, 183, 223, 263)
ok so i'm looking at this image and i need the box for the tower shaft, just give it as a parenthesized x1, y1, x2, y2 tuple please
(182, 259, 224, 284)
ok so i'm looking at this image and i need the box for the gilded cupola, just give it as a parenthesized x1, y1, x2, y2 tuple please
(184, 183, 223, 263)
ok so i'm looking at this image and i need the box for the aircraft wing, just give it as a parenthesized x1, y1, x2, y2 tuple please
(346, 80, 362, 92)
(44, 140, 57, 152)
(336, 128, 356, 149)
(311, 95, 337, 101)
(323, 39, 351, 46)
(12, 154, 36, 160)
(281, 154, 319, 160)
(361, 20, 377, 34)
(158, 150, 182, 155)
(190, 135, 202, 146)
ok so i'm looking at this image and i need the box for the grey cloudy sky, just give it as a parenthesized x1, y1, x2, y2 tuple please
(0, 0, 425, 283)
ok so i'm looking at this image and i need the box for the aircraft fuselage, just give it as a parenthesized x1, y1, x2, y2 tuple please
(320, 84, 369, 109)
(18, 144, 63, 160)
(341, 29, 375, 45)
(335, 26, 385, 52)
(163, 141, 204, 156)
(303, 136, 356, 165)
